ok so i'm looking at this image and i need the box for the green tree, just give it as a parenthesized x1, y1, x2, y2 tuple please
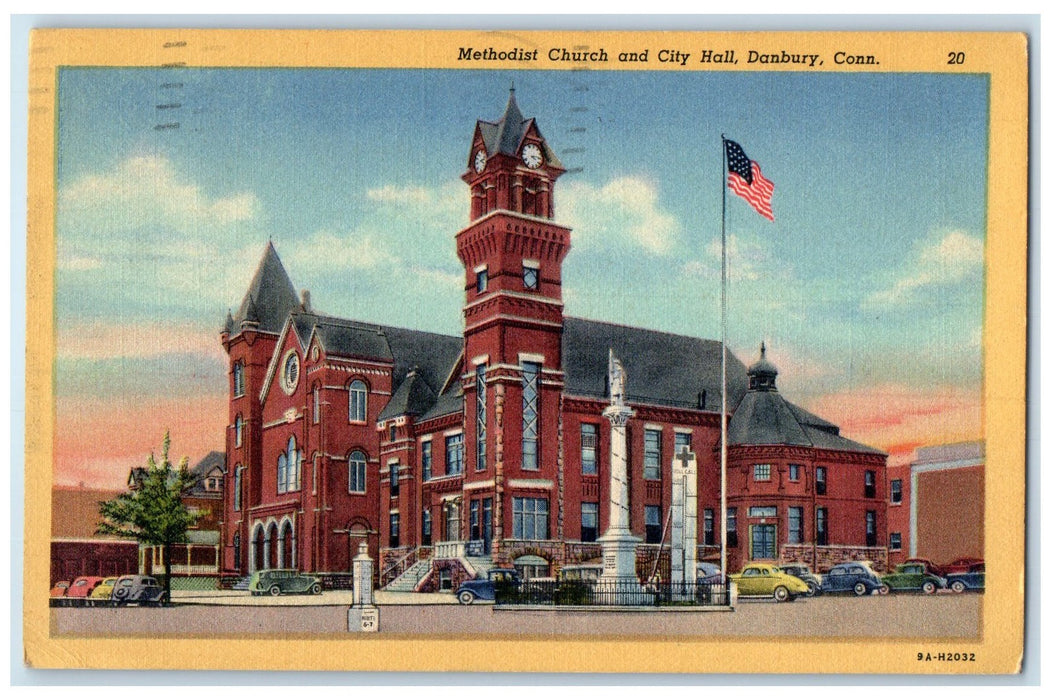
(97, 431, 199, 603)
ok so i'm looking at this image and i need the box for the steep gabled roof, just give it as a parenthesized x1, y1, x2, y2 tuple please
(562, 317, 748, 410)
(476, 90, 563, 169)
(232, 242, 299, 334)
(378, 368, 438, 421)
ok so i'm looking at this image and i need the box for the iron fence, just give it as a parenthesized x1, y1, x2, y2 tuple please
(495, 579, 730, 607)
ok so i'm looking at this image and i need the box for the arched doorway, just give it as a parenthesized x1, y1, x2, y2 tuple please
(251, 524, 265, 573)
(281, 519, 295, 570)
(267, 523, 279, 569)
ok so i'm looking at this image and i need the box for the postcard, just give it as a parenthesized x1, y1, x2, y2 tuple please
(23, 28, 1028, 674)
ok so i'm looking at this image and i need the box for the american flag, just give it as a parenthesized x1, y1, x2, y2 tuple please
(724, 139, 774, 222)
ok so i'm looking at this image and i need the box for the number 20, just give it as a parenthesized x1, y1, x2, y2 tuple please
(948, 52, 966, 65)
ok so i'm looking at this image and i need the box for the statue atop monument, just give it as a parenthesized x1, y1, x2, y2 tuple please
(608, 348, 627, 406)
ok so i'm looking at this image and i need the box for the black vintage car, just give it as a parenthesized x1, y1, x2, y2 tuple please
(778, 563, 822, 596)
(112, 575, 168, 606)
(249, 569, 323, 596)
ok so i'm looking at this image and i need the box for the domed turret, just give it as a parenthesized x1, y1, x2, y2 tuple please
(747, 342, 778, 391)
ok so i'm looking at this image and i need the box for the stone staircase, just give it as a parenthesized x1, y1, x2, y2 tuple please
(383, 559, 432, 592)
(465, 555, 494, 579)
(230, 575, 252, 591)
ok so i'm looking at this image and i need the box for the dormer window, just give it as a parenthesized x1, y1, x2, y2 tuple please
(523, 263, 539, 290)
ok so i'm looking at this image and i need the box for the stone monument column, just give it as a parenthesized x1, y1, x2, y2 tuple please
(598, 350, 643, 588)
(670, 447, 698, 599)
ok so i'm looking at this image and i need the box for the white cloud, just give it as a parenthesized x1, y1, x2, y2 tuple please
(58, 255, 103, 271)
(286, 230, 397, 272)
(366, 184, 435, 205)
(864, 230, 984, 307)
(559, 176, 681, 254)
(59, 155, 259, 242)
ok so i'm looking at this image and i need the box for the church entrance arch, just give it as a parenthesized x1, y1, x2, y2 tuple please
(250, 523, 265, 573)
(267, 523, 279, 569)
(280, 519, 295, 569)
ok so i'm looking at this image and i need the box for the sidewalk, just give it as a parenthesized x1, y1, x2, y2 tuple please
(170, 589, 459, 606)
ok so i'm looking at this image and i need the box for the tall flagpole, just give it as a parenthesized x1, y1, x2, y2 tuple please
(719, 135, 728, 587)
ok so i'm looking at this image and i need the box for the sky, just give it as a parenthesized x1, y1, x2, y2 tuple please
(53, 67, 988, 489)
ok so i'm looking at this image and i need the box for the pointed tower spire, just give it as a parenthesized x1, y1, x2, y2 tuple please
(231, 242, 299, 334)
(222, 308, 235, 334)
(240, 295, 261, 330)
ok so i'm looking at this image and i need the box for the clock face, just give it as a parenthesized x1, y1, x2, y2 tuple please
(474, 149, 487, 173)
(522, 143, 543, 169)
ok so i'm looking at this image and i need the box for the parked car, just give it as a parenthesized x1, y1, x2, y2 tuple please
(944, 557, 984, 575)
(946, 563, 985, 593)
(112, 575, 168, 606)
(65, 576, 106, 603)
(820, 561, 885, 596)
(904, 557, 948, 578)
(249, 569, 323, 596)
(778, 563, 821, 596)
(89, 577, 120, 605)
(730, 563, 809, 602)
(455, 568, 520, 604)
(882, 562, 947, 594)
(49, 580, 71, 606)
(696, 561, 726, 585)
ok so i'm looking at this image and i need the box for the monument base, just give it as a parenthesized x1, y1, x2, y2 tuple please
(347, 604, 380, 633)
(595, 529, 653, 605)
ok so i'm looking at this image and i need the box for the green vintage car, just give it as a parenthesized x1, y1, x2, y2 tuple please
(249, 569, 323, 596)
(730, 563, 810, 602)
(882, 563, 947, 594)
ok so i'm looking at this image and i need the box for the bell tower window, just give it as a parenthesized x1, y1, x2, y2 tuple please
(521, 361, 540, 471)
(523, 263, 539, 290)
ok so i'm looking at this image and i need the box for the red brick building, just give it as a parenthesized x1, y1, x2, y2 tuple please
(50, 487, 138, 585)
(219, 90, 888, 588)
(886, 441, 984, 568)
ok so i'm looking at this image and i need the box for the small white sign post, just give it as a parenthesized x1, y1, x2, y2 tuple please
(347, 542, 380, 633)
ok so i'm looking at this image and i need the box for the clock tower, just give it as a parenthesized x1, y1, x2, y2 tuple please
(456, 89, 571, 560)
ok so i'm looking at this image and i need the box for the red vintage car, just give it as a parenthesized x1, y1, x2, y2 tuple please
(943, 557, 984, 575)
(904, 558, 947, 578)
(65, 576, 106, 601)
(49, 580, 71, 603)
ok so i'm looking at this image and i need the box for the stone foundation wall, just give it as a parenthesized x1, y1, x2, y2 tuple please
(780, 544, 889, 573)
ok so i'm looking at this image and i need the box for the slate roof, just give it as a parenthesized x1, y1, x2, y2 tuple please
(378, 368, 438, 421)
(186, 451, 226, 497)
(561, 317, 748, 411)
(727, 355, 884, 455)
(231, 242, 299, 334)
(476, 89, 564, 169)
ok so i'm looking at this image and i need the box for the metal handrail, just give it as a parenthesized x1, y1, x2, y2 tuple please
(380, 547, 418, 586)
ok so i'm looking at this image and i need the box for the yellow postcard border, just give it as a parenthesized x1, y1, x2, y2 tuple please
(24, 28, 1028, 675)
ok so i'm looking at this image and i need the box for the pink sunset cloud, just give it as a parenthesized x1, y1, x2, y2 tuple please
(54, 394, 227, 489)
(806, 383, 982, 467)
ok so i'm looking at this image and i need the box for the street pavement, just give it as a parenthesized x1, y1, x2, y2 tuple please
(55, 591, 982, 638)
